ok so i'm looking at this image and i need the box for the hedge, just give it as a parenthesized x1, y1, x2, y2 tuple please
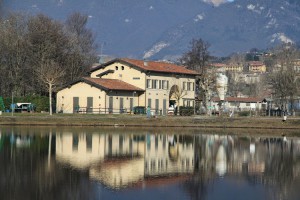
(2, 96, 50, 112)
(179, 106, 194, 116)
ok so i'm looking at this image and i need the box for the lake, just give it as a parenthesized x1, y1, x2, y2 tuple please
(0, 126, 300, 200)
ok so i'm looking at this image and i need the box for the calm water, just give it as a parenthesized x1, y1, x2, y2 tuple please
(0, 126, 300, 200)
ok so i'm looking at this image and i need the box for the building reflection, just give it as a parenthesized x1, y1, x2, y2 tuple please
(55, 130, 300, 199)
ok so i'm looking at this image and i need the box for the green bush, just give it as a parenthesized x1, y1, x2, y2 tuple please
(3, 95, 49, 112)
(238, 111, 250, 116)
(179, 106, 194, 116)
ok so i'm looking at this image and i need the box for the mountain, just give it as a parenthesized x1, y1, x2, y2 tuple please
(2, 0, 300, 60)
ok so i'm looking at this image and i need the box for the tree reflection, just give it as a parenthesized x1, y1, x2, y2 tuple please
(0, 133, 96, 200)
(1, 128, 300, 200)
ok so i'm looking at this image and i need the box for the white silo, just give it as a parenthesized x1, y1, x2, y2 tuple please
(216, 73, 228, 101)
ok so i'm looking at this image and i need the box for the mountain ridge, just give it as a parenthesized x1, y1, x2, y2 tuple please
(2, 0, 300, 60)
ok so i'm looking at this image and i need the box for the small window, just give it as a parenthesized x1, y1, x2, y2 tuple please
(187, 82, 191, 91)
(115, 66, 118, 70)
(121, 66, 124, 70)
(162, 80, 169, 90)
(133, 77, 140, 80)
(187, 100, 191, 107)
(246, 103, 250, 106)
(183, 82, 186, 90)
(152, 80, 157, 89)
(147, 79, 152, 88)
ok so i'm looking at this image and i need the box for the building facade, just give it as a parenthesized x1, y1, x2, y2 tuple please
(56, 58, 199, 114)
(248, 61, 266, 73)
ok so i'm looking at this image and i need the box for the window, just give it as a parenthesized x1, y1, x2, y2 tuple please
(246, 103, 250, 106)
(162, 80, 169, 90)
(183, 82, 186, 90)
(152, 80, 158, 89)
(115, 66, 118, 70)
(72, 135, 79, 151)
(133, 77, 140, 80)
(148, 98, 152, 108)
(187, 82, 191, 91)
(86, 135, 92, 152)
(187, 100, 191, 107)
(121, 66, 124, 70)
(147, 79, 152, 88)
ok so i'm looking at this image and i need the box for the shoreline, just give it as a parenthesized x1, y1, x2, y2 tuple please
(0, 113, 299, 130)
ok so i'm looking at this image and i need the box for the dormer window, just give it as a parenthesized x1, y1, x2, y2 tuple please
(115, 66, 118, 70)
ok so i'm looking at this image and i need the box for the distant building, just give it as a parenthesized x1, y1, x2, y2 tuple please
(248, 61, 266, 73)
(240, 73, 262, 84)
(211, 97, 267, 111)
(210, 63, 226, 73)
(225, 63, 243, 72)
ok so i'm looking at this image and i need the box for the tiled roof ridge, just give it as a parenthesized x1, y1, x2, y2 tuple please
(82, 77, 144, 91)
(120, 58, 199, 75)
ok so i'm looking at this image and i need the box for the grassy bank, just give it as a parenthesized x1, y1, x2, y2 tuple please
(0, 112, 299, 130)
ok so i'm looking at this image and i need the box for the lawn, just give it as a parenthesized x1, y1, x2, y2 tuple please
(0, 112, 299, 130)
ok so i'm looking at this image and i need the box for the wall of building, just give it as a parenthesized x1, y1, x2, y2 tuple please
(90, 62, 146, 90)
(60, 61, 197, 115)
(145, 73, 196, 113)
(56, 133, 105, 169)
(211, 101, 266, 111)
(56, 82, 106, 114)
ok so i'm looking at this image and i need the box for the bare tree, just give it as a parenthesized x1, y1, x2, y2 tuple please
(27, 14, 68, 114)
(268, 43, 300, 111)
(226, 72, 243, 97)
(0, 12, 98, 114)
(64, 12, 97, 82)
(35, 60, 65, 115)
(180, 38, 214, 115)
(0, 13, 29, 96)
(169, 84, 187, 115)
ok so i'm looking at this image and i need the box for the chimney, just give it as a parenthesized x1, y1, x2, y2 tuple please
(144, 60, 148, 66)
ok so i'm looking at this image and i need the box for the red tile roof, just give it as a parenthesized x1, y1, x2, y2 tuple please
(212, 97, 266, 103)
(91, 58, 199, 75)
(249, 61, 264, 66)
(83, 77, 144, 92)
(211, 63, 227, 67)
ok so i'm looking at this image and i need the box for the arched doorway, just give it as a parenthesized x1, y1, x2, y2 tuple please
(169, 85, 179, 114)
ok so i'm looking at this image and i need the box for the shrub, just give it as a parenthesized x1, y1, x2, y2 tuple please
(238, 111, 250, 117)
(3, 95, 49, 112)
(179, 106, 194, 116)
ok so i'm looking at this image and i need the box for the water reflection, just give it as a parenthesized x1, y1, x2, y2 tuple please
(1, 127, 300, 200)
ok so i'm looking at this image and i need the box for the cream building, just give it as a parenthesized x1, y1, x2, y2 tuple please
(56, 58, 198, 114)
(56, 132, 195, 189)
(248, 61, 266, 73)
